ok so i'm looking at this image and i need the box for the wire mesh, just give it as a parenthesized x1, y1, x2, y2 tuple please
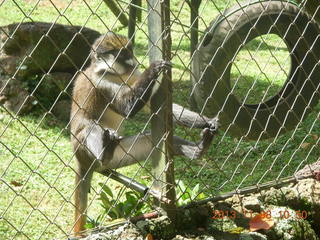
(0, 0, 319, 239)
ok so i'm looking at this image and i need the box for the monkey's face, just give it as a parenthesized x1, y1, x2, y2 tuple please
(92, 33, 137, 76)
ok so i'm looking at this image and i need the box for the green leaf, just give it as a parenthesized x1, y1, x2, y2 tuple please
(123, 203, 134, 216)
(108, 211, 118, 220)
(100, 192, 112, 209)
(181, 190, 191, 201)
(84, 222, 95, 229)
(191, 184, 200, 199)
(177, 181, 186, 193)
(99, 183, 113, 198)
(126, 192, 138, 205)
(197, 192, 206, 200)
(96, 213, 105, 223)
(117, 202, 125, 215)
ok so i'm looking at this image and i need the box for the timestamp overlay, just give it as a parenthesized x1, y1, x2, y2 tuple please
(211, 209, 308, 220)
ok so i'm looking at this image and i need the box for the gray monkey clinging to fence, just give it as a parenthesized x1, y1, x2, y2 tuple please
(70, 31, 219, 235)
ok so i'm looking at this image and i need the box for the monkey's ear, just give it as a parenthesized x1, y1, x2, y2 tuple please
(91, 35, 106, 60)
(89, 50, 97, 61)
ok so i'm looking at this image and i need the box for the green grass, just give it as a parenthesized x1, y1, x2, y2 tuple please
(0, 0, 318, 239)
(231, 34, 291, 105)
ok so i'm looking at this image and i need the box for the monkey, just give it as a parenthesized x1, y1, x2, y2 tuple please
(70, 32, 219, 236)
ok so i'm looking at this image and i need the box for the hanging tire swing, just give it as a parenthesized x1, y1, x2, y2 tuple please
(192, 0, 320, 140)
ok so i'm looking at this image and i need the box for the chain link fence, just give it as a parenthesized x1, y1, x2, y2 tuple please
(0, 0, 319, 239)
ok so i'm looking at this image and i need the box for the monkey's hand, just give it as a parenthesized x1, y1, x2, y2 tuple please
(86, 124, 121, 163)
(101, 128, 122, 162)
(150, 60, 172, 79)
(207, 117, 219, 133)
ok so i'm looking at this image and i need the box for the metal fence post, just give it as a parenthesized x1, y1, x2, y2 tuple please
(147, 0, 176, 221)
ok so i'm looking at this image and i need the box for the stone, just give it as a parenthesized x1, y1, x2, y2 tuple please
(35, 72, 73, 108)
(0, 22, 100, 77)
(135, 220, 149, 234)
(0, 21, 99, 115)
(239, 232, 267, 240)
(265, 206, 318, 240)
(242, 196, 261, 212)
(0, 76, 36, 114)
(52, 99, 71, 122)
(0, 71, 73, 115)
(296, 161, 320, 178)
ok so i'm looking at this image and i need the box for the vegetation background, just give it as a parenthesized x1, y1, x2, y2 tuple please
(0, 0, 319, 239)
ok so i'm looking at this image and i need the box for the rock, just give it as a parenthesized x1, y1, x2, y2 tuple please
(265, 206, 318, 240)
(178, 205, 210, 230)
(135, 220, 149, 234)
(260, 179, 320, 227)
(0, 22, 98, 115)
(0, 22, 100, 77)
(134, 216, 176, 239)
(173, 235, 217, 240)
(295, 178, 320, 204)
(78, 170, 320, 240)
(195, 236, 216, 240)
(259, 187, 296, 206)
(242, 196, 261, 212)
(82, 232, 110, 240)
(225, 194, 242, 205)
(38, 72, 73, 96)
(0, 71, 73, 115)
(296, 160, 320, 178)
(239, 232, 267, 240)
(35, 72, 73, 106)
(52, 99, 71, 122)
(80, 223, 143, 240)
(172, 235, 189, 240)
(0, 75, 36, 114)
(148, 215, 176, 239)
(210, 215, 238, 232)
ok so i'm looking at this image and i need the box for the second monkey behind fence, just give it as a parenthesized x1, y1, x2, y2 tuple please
(70, 32, 219, 235)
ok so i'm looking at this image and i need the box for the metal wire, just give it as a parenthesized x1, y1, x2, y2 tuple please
(0, 0, 319, 239)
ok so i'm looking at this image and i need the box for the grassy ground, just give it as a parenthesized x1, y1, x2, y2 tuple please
(1, 0, 319, 239)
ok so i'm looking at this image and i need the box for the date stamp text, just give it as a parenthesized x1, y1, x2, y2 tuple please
(211, 210, 308, 220)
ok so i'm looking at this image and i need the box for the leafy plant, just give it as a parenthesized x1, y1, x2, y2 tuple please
(86, 183, 152, 229)
(85, 215, 104, 230)
(176, 180, 206, 206)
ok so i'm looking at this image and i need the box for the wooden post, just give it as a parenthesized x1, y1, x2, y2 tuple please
(128, 0, 142, 45)
(189, 0, 201, 57)
(188, 0, 201, 111)
(147, 0, 176, 221)
(103, 0, 128, 27)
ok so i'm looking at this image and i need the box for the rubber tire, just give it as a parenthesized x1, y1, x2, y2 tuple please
(192, 0, 320, 140)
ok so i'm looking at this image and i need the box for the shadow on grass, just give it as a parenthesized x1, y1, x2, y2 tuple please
(242, 38, 288, 52)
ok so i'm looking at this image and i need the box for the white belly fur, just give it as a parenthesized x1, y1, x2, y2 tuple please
(98, 69, 143, 133)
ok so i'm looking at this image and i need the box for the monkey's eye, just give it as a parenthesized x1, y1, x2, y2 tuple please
(107, 50, 118, 55)
(118, 49, 132, 60)
(96, 49, 116, 58)
(97, 49, 131, 62)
